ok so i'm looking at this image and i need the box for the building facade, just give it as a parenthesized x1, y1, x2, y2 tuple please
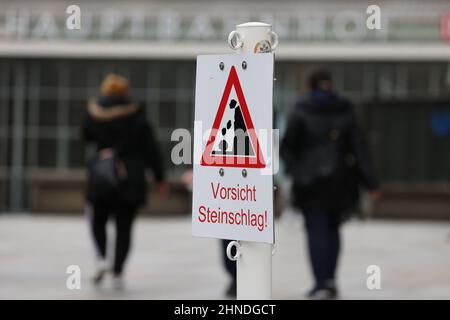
(0, 0, 449, 215)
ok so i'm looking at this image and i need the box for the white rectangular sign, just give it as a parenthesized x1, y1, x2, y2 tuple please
(192, 53, 274, 244)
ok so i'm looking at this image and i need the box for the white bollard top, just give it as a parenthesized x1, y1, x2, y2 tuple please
(229, 21, 278, 53)
(237, 22, 272, 28)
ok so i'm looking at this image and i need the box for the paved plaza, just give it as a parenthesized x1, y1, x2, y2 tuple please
(1, 211, 450, 299)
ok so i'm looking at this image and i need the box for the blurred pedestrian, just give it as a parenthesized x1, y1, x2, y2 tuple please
(83, 74, 166, 289)
(181, 169, 236, 298)
(221, 239, 237, 297)
(281, 69, 380, 299)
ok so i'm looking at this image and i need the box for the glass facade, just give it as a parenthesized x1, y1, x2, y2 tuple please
(0, 59, 450, 211)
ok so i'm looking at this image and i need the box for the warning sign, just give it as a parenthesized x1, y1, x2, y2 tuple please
(192, 53, 274, 243)
(201, 66, 265, 168)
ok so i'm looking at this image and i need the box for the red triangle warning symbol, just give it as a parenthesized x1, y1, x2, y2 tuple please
(201, 66, 266, 168)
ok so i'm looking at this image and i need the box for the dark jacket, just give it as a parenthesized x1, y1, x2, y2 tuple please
(280, 90, 378, 215)
(83, 95, 164, 207)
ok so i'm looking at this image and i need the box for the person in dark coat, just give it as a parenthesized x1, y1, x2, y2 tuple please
(83, 74, 166, 289)
(281, 69, 380, 299)
(180, 169, 237, 298)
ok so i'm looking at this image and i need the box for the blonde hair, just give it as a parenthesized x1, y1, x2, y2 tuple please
(100, 74, 129, 97)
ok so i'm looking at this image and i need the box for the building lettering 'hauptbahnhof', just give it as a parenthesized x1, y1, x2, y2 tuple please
(0, 0, 449, 217)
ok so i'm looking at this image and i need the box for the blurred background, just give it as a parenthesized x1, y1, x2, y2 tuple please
(0, 0, 450, 299)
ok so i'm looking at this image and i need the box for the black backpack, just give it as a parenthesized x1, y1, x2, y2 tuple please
(89, 156, 119, 198)
(88, 140, 126, 203)
(292, 100, 351, 189)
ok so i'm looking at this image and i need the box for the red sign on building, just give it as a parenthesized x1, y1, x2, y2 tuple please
(441, 12, 450, 41)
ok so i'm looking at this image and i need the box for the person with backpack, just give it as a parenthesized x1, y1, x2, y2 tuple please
(83, 74, 166, 289)
(280, 69, 380, 299)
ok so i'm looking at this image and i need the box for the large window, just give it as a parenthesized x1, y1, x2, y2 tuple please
(0, 59, 197, 210)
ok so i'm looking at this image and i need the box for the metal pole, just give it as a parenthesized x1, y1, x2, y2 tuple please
(226, 22, 278, 300)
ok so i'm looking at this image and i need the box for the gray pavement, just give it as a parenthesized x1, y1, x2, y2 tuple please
(1, 211, 450, 299)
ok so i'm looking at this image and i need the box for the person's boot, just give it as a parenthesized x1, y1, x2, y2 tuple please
(225, 280, 237, 298)
(112, 273, 125, 290)
(324, 279, 339, 299)
(92, 259, 109, 286)
(307, 280, 338, 300)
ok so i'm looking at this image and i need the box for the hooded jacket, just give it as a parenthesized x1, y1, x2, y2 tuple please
(281, 90, 378, 215)
(83, 95, 164, 207)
